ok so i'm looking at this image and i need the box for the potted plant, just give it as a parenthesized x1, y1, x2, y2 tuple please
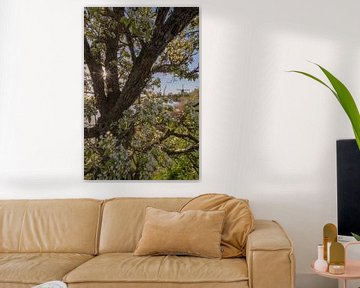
(290, 63, 360, 240)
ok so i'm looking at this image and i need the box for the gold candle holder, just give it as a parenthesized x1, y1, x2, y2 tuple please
(323, 223, 337, 262)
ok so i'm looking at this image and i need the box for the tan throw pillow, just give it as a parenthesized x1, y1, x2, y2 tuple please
(134, 207, 225, 258)
(181, 193, 254, 258)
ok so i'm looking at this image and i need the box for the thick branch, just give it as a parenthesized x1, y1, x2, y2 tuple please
(152, 8, 199, 53)
(84, 125, 100, 139)
(84, 116, 110, 139)
(109, 7, 199, 121)
(84, 38, 107, 113)
(103, 8, 124, 112)
(155, 8, 170, 28)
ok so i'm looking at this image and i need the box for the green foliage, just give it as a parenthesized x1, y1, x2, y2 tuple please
(153, 154, 199, 180)
(290, 63, 360, 150)
(84, 91, 199, 180)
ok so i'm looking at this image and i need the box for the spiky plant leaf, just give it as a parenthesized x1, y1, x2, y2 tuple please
(289, 63, 360, 150)
(351, 232, 360, 241)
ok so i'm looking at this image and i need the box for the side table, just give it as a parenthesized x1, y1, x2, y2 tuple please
(311, 242, 360, 288)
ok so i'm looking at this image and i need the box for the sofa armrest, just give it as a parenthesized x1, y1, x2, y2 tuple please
(246, 220, 295, 288)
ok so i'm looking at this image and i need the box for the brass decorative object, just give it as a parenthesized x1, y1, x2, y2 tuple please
(329, 242, 345, 264)
(329, 242, 345, 274)
(323, 223, 337, 261)
(328, 264, 345, 274)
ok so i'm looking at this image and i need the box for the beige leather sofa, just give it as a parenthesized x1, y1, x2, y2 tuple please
(0, 198, 295, 288)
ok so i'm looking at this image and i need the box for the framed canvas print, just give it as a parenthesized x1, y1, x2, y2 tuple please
(84, 7, 199, 180)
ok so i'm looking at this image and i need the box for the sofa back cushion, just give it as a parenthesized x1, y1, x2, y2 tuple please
(99, 198, 189, 253)
(181, 194, 254, 258)
(0, 199, 102, 254)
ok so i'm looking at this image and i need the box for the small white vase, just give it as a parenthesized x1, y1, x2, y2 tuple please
(314, 244, 328, 272)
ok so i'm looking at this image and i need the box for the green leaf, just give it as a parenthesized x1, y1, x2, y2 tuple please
(288, 70, 337, 98)
(351, 232, 360, 241)
(316, 64, 360, 146)
(353, 128, 360, 151)
(120, 16, 131, 26)
(289, 64, 360, 150)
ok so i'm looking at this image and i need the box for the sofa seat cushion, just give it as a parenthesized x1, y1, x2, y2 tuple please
(0, 253, 93, 285)
(64, 253, 248, 285)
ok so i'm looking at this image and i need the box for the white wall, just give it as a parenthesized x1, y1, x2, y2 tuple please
(1, 0, 359, 287)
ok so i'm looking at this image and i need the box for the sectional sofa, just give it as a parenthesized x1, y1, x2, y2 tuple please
(0, 198, 295, 288)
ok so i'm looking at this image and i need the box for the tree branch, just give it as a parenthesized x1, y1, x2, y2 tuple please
(124, 26, 137, 63)
(84, 125, 100, 139)
(168, 131, 198, 143)
(162, 144, 199, 155)
(155, 8, 170, 28)
(151, 51, 198, 75)
(152, 8, 199, 52)
(109, 7, 199, 121)
(103, 8, 124, 111)
(84, 37, 107, 113)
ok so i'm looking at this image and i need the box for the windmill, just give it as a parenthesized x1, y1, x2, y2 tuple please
(162, 85, 167, 96)
(176, 84, 190, 96)
(159, 79, 173, 97)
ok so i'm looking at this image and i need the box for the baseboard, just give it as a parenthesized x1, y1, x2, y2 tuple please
(296, 273, 337, 288)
